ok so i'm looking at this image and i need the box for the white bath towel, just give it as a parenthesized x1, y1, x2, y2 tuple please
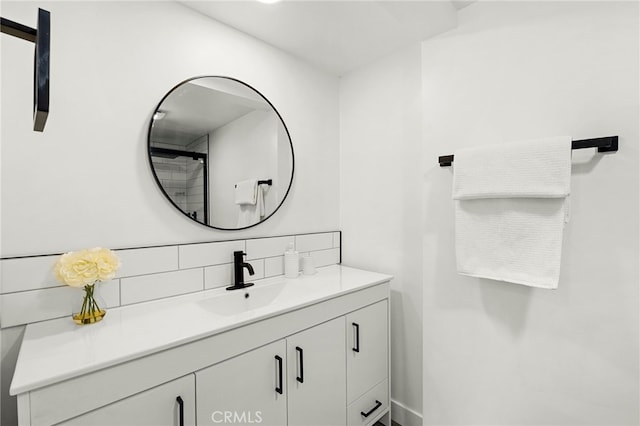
(235, 179, 257, 205)
(237, 184, 266, 228)
(453, 136, 572, 289)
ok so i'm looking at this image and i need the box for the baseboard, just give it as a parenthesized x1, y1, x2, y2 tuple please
(390, 399, 423, 426)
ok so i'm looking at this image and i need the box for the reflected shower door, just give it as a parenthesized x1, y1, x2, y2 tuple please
(150, 147, 209, 225)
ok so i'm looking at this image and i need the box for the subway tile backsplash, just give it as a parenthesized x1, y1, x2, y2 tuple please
(178, 240, 246, 269)
(115, 246, 179, 278)
(264, 256, 284, 278)
(308, 248, 341, 268)
(0, 231, 341, 328)
(120, 268, 204, 306)
(0, 280, 121, 328)
(1, 255, 60, 293)
(246, 235, 294, 260)
(204, 263, 233, 290)
(295, 233, 334, 252)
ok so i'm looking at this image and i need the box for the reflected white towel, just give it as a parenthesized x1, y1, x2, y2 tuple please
(453, 136, 572, 289)
(237, 185, 266, 228)
(235, 179, 257, 205)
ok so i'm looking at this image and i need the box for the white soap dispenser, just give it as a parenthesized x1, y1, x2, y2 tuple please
(284, 242, 299, 278)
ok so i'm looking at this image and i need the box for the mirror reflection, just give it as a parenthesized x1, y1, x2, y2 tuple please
(148, 77, 294, 230)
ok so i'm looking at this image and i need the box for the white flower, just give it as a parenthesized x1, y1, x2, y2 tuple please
(54, 247, 120, 288)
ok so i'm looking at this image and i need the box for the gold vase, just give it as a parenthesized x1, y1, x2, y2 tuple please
(73, 283, 106, 325)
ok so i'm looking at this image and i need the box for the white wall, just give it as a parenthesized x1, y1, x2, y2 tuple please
(1, 2, 339, 424)
(422, 2, 639, 425)
(0, 1, 339, 258)
(339, 44, 424, 425)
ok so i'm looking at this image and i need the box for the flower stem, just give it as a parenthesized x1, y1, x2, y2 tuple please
(80, 285, 89, 318)
(80, 283, 103, 323)
(90, 284, 102, 313)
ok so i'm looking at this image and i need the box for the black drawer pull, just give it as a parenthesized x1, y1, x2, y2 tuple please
(275, 355, 283, 394)
(352, 322, 360, 353)
(295, 346, 304, 383)
(361, 400, 382, 418)
(176, 396, 184, 426)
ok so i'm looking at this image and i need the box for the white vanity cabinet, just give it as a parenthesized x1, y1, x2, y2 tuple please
(58, 374, 196, 426)
(287, 317, 347, 426)
(10, 266, 391, 426)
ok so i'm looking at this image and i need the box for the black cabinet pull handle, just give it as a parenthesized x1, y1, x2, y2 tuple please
(275, 355, 283, 394)
(352, 322, 360, 353)
(295, 346, 304, 383)
(176, 396, 184, 426)
(360, 400, 382, 418)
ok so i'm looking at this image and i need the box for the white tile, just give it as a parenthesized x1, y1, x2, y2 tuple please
(310, 248, 341, 268)
(0, 280, 120, 328)
(264, 256, 284, 278)
(120, 269, 203, 305)
(204, 263, 232, 290)
(179, 240, 245, 269)
(246, 236, 294, 260)
(1, 287, 74, 328)
(295, 233, 334, 253)
(115, 246, 179, 278)
(333, 232, 341, 248)
(100, 280, 121, 308)
(1, 256, 60, 294)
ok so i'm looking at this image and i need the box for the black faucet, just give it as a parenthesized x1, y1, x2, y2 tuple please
(227, 251, 255, 291)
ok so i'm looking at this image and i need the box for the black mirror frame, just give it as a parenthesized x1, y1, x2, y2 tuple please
(147, 75, 295, 231)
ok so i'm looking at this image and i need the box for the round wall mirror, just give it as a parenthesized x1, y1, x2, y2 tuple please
(148, 76, 294, 230)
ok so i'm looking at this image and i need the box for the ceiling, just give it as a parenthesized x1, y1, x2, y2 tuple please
(151, 78, 271, 145)
(179, 1, 474, 76)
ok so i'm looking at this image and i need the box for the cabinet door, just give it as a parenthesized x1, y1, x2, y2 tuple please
(346, 300, 388, 403)
(287, 317, 346, 426)
(196, 339, 287, 426)
(59, 374, 195, 426)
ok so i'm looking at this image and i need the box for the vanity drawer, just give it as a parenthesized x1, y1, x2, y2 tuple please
(346, 378, 388, 426)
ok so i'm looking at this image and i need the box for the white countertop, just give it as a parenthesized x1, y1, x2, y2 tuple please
(10, 265, 392, 395)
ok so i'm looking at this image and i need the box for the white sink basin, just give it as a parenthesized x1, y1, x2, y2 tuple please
(197, 281, 287, 316)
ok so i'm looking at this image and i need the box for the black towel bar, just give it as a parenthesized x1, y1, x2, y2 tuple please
(438, 136, 618, 167)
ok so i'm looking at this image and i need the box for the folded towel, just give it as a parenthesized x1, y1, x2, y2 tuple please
(453, 136, 572, 289)
(235, 179, 257, 205)
(453, 137, 571, 199)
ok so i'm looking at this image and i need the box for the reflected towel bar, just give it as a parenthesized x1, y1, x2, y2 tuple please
(438, 136, 618, 167)
(234, 179, 272, 188)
